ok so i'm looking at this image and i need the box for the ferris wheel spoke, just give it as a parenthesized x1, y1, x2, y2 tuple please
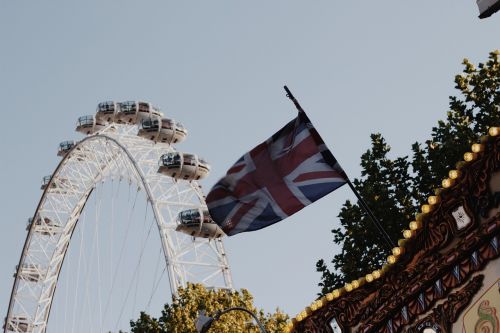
(108, 179, 116, 310)
(101, 186, 138, 321)
(146, 247, 164, 312)
(93, 183, 104, 332)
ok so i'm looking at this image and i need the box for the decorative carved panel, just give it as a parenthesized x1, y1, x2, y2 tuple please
(452, 205, 472, 230)
(405, 275, 484, 333)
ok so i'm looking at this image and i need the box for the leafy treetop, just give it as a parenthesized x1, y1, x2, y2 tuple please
(317, 50, 500, 295)
(129, 283, 289, 333)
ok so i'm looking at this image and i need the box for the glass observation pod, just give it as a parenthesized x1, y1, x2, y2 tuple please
(158, 152, 210, 181)
(5, 315, 32, 333)
(57, 140, 76, 157)
(176, 208, 225, 239)
(26, 217, 62, 235)
(41, 175, 72, 193)
(116, 101, 163, 124)
(16, 264, 44, 283)
(95, 101, 119, 123)
(138, 117, 188, 144)
(75, 115, 105, 135)
(41, 175, 53, 190)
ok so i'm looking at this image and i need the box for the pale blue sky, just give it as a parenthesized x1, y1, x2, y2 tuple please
(0, 0, 498, 329)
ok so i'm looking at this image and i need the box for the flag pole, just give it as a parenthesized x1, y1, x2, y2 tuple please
(283, 85, 396, 249)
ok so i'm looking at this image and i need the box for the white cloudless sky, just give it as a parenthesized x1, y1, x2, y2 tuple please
(0, 0, 498, 327)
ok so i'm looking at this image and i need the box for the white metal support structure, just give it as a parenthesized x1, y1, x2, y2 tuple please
(4, 119, 233, 333)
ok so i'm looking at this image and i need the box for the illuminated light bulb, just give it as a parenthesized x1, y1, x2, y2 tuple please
(428, 196, 440, 205)
(421, 204, 432, 214)
(387, 255, 397, 264)
(326, 293, 334, 301)
(403, 229, 414, 239)
(409, 221, 421, 231)
(442, 178, 454, 188)
(489, 127, 499, 137)
(449, 170, 460, 179)
(345, 283, 353, 292)
(352, 280, 360, 289)
(471, 143, 484, 153)
(332, 289, 341, 298)
(372, 270, 381, 279)
(310, 303, 318, 311)
(296, 314, 303, 322)
(392, 246, 404, 256)
(464, 152, 476, 162)
(366, 273, 374, 283)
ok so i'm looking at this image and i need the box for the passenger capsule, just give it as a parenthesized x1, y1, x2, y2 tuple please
(75, 115, 105, 135)
(137, 117, 161, 141)
(95, 101, 119, 123)
(5, 315, 32, 333)
(158, 152, 210, 180)
(116, 101, 163, 124)
(176, 209, 225, 239)
(159, 119, 187, 144)
(27, 217, 62, 235)
(16, 264, 44, 283)
(41, 176, 53, 190)
(138, 118, 188, 144)
(41, 176, 72, 193)
(57, 140, 76, 157)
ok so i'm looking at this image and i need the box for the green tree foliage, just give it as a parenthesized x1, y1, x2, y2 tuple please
(317, 51, 500, 295)
(129, 283, 289, 333)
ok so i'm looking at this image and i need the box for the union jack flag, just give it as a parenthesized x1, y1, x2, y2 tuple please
(206, 111, 347, 236)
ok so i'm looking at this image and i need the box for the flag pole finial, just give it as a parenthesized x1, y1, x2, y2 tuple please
(283, 85, 305, 113)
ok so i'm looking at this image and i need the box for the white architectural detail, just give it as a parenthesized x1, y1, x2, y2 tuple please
(330, 318, 342, 333)
(452, 206, 471, 230)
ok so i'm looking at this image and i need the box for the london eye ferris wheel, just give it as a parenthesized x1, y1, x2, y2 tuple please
(4, 101, 233, 333)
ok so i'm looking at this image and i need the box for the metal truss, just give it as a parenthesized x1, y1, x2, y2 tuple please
(4, 124, 233, 333)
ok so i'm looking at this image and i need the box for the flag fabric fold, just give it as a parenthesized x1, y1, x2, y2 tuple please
(206, 111, 347, 236)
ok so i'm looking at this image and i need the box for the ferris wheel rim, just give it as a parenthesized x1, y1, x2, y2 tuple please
(4, 126, 232, 333)
(5, 132, 171, 332)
